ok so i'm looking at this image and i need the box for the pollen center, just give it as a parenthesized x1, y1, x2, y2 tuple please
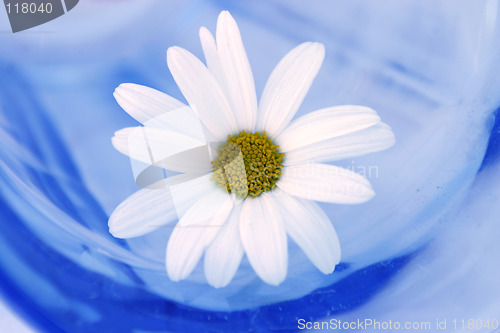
(211, 131, 284, 199)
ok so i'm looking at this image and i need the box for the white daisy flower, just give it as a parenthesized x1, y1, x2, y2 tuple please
(108, 11, 395, 288)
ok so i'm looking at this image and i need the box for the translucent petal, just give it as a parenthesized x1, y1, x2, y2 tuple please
(167, 46, 238, 141)
(275, 191, 341, 273)
(276, 105, 381, 152)
(284, 123, 396, 165)
(167, 173, 216, 218)
(239, 195, 287, 285)
(166, 189, 234, 281)
(204, 202, 244, 288)
(111, 126, 211, 174)
(257, 42, 324, 137)
(216, 11, 258, 132)
(199, 26, 226, 87)
(108, 178, 174, 238)
(113, 83, 186, 125)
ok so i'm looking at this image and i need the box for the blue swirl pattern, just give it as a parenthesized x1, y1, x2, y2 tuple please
(1, 0, 500, 332)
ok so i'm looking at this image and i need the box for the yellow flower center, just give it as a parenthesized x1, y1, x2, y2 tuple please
(211, 131, 284, 199)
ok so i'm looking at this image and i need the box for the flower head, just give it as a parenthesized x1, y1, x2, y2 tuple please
(109, 11, 395, 287)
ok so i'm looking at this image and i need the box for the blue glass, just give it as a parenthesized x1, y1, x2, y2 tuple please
(1, 0, 500, 332)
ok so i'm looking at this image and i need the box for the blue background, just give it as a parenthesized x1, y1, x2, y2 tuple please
(1, 0, 500, 332)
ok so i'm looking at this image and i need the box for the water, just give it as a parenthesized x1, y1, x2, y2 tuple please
(1, 0, 500, 332)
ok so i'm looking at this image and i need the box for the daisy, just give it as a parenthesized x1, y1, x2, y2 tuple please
(109, 11, 395, 288)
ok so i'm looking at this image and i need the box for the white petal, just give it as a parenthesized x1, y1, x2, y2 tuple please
(276, 105, 381, 152)
(167, 173, 216, 218)
(167, 46, 238, 140)
(277, 163, 375, 204)
(166, 190, 234, 281)
(115, 86, 210, 144)
(112, 126, 205, 163)
(111, 127, 149, 163)
(216, 11, 258, 132)
(108, 173, 216, 239)
(199, 26, 226, 90)
(144, 105, 210, 143)
(257, 42, 325, 137)
(108, 179, 177, 238)
(113, 83, 186, 125)
(111, 126, 212, 174)
(240, 195, 287, 285)
(157, 145, 213, 174)
(204, 202, 244, 288)
(276, 191, 340, 273)
(284, 123, 396, 165)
